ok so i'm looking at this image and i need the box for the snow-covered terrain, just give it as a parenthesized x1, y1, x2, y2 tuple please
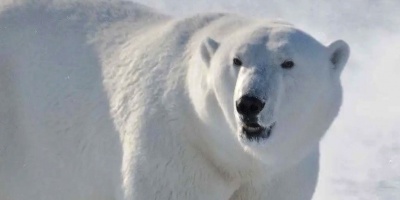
(132, 0, 400, 199)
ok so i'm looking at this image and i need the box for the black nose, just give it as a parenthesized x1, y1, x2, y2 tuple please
(236, 95, 265, 116)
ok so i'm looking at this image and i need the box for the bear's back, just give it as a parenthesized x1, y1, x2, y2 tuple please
(0, 1, 168, 199)
(0, 0, 167, 28)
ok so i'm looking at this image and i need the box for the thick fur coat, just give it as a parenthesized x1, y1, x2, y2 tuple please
(0, 1, 349, 199)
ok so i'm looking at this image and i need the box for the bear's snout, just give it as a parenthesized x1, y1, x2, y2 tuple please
(236, 95, 265, 117)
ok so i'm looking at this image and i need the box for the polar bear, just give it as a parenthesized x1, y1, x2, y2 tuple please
(0, 1, 350, 200)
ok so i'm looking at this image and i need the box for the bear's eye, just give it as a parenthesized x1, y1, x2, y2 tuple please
(233, 58, 243, 66)
(281, 60, 295, 69)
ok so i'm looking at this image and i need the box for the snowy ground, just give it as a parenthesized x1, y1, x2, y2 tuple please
(133, 0, 400, 199)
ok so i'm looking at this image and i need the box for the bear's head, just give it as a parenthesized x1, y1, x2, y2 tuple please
(188, 23, 350, 168)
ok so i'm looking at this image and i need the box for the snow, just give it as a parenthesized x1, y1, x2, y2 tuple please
(132, 0, 400, 199)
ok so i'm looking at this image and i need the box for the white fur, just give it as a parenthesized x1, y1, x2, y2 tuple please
(0, 1, 350, 199)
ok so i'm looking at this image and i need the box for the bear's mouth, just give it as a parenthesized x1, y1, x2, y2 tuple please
(241, 122, 275, 141)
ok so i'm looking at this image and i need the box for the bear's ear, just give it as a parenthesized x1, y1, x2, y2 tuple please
(328, 40, 350, 75)
(200, 37, 219, 66)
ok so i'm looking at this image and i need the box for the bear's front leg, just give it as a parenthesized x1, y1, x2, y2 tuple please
(121, 141, 238, 200)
